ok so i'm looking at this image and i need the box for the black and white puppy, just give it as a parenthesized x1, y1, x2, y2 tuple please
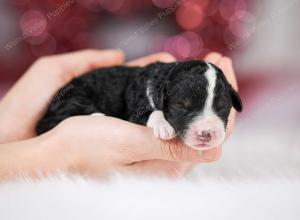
(36, 60, 242, 150)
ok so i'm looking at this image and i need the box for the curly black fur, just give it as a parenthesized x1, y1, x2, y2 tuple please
(36, 60, 242, 136)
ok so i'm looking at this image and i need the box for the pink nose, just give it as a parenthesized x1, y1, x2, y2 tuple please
(197, 130, 212, 143)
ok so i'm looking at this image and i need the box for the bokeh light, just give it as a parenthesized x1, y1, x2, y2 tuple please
(228, 10, 255, 41)
(229, 20, 247, 38)
(219, 0, 247, 21)
(173, 35, 191, 59)
(181, 31, 203, 58)
(163, 32, 204, 59)
(230, 10, 255, 23)
(163, 36, 177, 57)
(202, 0, 219, 17)
(20, 10, 47, 37)
(176, 2, 204, 30)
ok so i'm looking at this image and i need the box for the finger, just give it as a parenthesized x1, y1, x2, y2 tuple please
(3, 50, 124, 139)
(121, 121, 216, 162)
(216, 56, 238, 90)
(124, 160, 195, 177)
(126, 52, 176, 67)
(54, 49, 125, 80)
(145, 135, 223, 163)
(93, 117, 203, 163)
(85, 109, 220, 164)
(204, 52, 223, 65)
(131, 127, 206, 162)
(216, 57, 237, 137)
(201, 146, 222, 162)
(226, 108, 236, 138)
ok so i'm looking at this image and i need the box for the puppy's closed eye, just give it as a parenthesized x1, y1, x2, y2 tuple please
(216, 96, 228, 109)
(182, 98, 192, 108)
(173, 99, 191, 110)
(173, 103, 187, 111)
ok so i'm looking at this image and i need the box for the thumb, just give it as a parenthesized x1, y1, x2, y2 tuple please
(133, 127, 207, 162)
(155, 138, 204, 162)
(154, 139, 222, 163)
(56, 49, 125, 80)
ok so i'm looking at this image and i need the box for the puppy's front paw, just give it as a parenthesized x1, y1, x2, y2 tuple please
(153, 121, 176, 140)
(147, 111, 176, 140)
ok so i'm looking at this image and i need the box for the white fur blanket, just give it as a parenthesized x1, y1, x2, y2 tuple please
(1, 88, 300, 220)
(0, 174, 299, 220)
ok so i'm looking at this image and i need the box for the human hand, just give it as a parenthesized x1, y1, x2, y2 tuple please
(48, 116, 205, 176)
(0, 49, 124, 143)
(0, 50, 237, 177)
(0, 50, 178, 143)
(45, 52, 237, 177)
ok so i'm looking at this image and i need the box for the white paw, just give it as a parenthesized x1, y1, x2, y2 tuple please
(147, 111, 176, 140)
(90, 113, 105, 117)
(152, 121, 176, 140)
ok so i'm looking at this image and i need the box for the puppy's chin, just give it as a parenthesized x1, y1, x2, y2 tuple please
(184, 133, 226, 150)
(183, 141, 222, 151)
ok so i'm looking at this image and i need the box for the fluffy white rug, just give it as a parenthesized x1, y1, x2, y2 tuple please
(0, 174, 299, 220)
(0, 87, 299, 220)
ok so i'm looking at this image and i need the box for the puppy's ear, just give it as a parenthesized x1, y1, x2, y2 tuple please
(229, 85, 243, 112)
(156, 81, 169, 110)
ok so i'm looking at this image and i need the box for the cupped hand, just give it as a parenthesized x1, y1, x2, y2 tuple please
(0, 49, 124, 142)
(43, 52, 237, 177)
(0, 49, 237, 177)
(49, 116, 208, 177)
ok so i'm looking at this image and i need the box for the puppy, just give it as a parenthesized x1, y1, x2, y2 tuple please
(36, 60, 242, 150)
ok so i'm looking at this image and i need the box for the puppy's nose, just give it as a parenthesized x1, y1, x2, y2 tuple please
(197, 130, 212, 142)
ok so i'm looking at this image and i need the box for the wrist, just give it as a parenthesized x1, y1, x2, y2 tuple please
(0, 130, 77, 181)
(50, 123, 88, 175)
(35, 130, 80, 175)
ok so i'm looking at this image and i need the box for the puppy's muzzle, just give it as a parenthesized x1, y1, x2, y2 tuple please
(184, 116, 226, 150)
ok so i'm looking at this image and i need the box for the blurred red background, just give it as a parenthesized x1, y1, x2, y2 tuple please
(0, 0, 257, 95)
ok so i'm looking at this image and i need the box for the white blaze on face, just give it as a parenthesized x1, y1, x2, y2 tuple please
(203, 63, 217, 117)
(183, 63, 226, 150)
